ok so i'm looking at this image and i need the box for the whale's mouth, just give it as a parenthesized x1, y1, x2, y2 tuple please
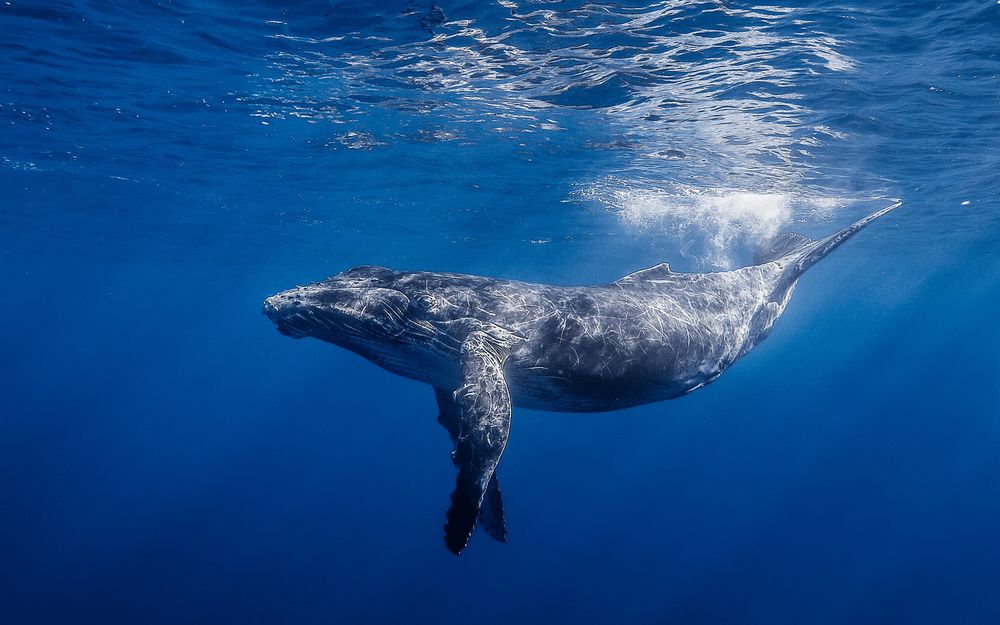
(263, 288, 390, 342)
(273, 318, 309, 339)
(263, 281, 416, 352)
(263, 295, 313, 339)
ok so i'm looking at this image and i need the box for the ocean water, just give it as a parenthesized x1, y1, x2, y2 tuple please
(2, 0, 999, 622)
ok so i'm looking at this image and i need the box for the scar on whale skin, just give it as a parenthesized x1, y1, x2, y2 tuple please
(263, 200, 900, 554)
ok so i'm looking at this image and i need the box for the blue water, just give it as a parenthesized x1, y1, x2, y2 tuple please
(2, 1, 999, 622)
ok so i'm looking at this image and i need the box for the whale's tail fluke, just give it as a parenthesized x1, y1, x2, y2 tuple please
(787, 200, 900, 278)
(758, 200, 901, 282)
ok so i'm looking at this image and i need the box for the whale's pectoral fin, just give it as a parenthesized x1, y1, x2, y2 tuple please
(442, 323, 522, 554)
(435, 388, 507, 543)
(477, 474, 507, 542)
(435, 386, 462, 445)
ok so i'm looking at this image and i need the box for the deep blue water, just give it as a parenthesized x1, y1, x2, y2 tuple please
(2, 1, 999, 623)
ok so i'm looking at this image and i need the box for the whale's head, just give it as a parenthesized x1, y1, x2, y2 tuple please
(263, 266, 428, 356)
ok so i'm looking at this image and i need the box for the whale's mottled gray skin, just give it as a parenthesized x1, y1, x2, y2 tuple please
(263, 202, 898, 554)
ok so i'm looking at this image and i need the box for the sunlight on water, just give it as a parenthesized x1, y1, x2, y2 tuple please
(242, 0, 869, 265)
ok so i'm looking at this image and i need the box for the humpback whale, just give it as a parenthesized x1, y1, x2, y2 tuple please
(263, 201, 899, 554)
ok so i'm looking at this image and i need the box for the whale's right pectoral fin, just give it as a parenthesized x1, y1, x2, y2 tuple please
(477, 474, 506, 542)
(443, 323, 522, 555)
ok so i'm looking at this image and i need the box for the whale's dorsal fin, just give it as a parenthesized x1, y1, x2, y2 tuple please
(443, 322, 523, 555)
(753, 232, 813, 265)
(615, 262, 672, 285)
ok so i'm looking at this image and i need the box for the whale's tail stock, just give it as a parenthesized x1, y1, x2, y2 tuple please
(755, 200, 902, 281)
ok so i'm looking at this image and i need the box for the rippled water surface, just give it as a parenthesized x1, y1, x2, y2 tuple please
(2, 1, 999, 623)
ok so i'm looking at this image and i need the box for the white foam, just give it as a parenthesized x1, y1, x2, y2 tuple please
(580, 179, 848, 269)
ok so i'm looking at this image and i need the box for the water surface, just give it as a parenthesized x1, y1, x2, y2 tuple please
(2, 1, 999, 623)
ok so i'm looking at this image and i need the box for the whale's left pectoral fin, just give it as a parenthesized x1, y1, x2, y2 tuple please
(443, 323, 522, 555)
(436, 389, 507, 543)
